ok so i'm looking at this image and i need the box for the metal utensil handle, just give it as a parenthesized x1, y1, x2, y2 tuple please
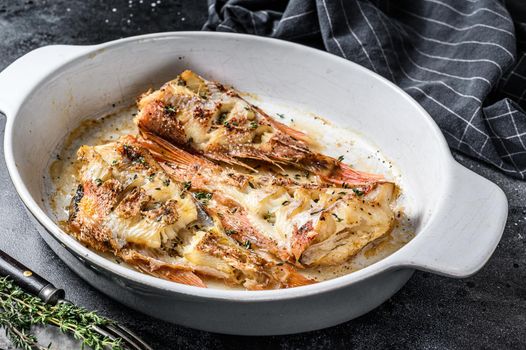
(0, 249, 65, 304)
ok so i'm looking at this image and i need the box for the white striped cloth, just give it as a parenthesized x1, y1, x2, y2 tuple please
(203, 0, 526, 179)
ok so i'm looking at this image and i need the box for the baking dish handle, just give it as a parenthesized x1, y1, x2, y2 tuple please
(398, 161, 508, 278)
(0, 45, 90, 117)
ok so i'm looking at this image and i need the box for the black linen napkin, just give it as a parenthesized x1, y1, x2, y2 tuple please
(203, 0, 526, 179)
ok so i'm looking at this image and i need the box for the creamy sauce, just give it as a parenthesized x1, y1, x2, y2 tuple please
(47, 100, 415, 288)
(48, 106, 138, 222)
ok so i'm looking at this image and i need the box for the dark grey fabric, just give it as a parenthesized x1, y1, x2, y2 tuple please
(203, 0, 526, 179)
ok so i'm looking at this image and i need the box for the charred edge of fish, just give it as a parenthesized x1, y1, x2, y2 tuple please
(69, 184, 84, 221)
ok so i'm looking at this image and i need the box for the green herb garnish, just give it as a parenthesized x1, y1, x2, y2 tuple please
(250, 121, 258, 129)
(94, 178, 103, 187)
(217, 112, 228, 124)
(163, 179, 171, 187)
(243, 240, 252, 249)
(0, 277, 123, 350)
(277, 113, 285, 119)
(225, 229, 236, 236)
(123, 144, 146, 165)
(337, 155, 344, 162)
(164, 105, 177, 114)
(352, 188, 365, 196)
(194, 191, 213, 205)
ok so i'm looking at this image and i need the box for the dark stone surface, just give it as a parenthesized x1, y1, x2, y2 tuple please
(0, 1, 524, 349)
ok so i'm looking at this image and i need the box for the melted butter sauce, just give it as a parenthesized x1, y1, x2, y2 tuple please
(48, 98, 415, 289)
(48, 106, 138, 222)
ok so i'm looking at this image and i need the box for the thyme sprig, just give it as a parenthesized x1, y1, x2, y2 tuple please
(0, 277, 123, 350)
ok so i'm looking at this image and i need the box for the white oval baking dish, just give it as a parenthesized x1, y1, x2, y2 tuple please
(0, 32, 508, 335)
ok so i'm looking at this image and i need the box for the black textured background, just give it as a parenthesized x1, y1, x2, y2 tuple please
(0, 1, 524, 349)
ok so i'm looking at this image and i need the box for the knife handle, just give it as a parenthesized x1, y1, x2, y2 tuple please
(0, 249, 65, 305)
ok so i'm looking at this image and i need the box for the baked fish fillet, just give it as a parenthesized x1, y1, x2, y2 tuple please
(135, 70, 384, 186)
(139, 133, 397, 267)
(67, 135, 313, 289)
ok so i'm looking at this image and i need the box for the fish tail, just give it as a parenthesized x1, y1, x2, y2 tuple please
(275, 264, 316, 288)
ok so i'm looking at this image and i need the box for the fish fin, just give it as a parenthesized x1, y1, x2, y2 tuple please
(139, 130, 211, 168)
(324, 163, 385, 186)
(121, 249, 207, 288)
(274, 264, 316, 288)
(251, 153, 286, 172)
(149, 267, 207, 288)
(268, 117, 312, 144)
(204, 152, 258, 172)
(252, 105, 312, 144)
(140, 130, 259, 173)
(226, 145, 290, 172)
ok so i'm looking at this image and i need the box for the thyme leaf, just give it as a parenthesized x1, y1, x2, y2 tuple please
(352, 188, 365, 196)
(194, 191, 213, 205)
(0, 277, 124, 350)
